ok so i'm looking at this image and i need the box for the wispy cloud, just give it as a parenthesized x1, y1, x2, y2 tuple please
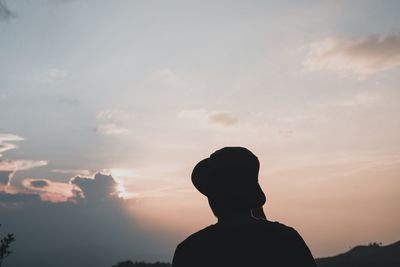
(177, 109, 310, 144)
(52, 168, 91, 176)
(94, 123, 131, 135)
(18, 173, 122, 203)
(0, 133, 48, 187)
(0, 160, 48, 171)
(208, 111, 239, 126)
(0, 160, 48, 188)
(0, 0, 15, 22)
(95, 110, 133, 136)
(0, 133, 24, 157)
(22, 178, 76, 202)
(305, 32, 400, 78)
(178, 109, 239, 127)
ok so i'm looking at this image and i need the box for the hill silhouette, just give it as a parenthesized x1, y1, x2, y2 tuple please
(316, 240, 400, 267)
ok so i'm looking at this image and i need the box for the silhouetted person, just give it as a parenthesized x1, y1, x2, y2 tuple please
(172, 147, 316, 267)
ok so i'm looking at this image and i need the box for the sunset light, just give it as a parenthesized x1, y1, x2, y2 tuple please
(1, 1, 399, 267)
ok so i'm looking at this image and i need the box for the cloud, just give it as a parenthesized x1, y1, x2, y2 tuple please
(52, 168, 91, 176)
(17, 173, 121, 203)
(0, 133, 48, 188)
(0, 133, 24, 157)
(178, 109, 239, 127)
(70, 172, 118, 201)
(0, 170, 12, 186)
(0, 160, 48, 171)
(96, 109, 134, 121)
(208, 111, 239, 126)
(28, 179, 49, 188)
(0, 172, 175, 267)
(305, 32, 400, 78)
(22, 178, 76, 202)
(0, 0, 15, 22)
(95, 110, 134, 137)
(94, 123, 131, 135)
(0, 159, 48, 189)
(178, 109, 316, 145)
(0, 143, 16, 157)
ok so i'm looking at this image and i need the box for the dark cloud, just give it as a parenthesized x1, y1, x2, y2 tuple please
(71, 173, 118, 201)
(0, 0, 16, 22)
(29, 179, 49, 188)
(0, 170, 12, 185)
(0, 173, 177, 267)
(306, 32, 400, 77)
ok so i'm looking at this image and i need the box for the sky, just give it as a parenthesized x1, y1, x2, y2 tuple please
(1, 0, 400, 266)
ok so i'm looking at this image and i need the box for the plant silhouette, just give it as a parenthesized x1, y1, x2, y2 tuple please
(0, 224, 16, 267)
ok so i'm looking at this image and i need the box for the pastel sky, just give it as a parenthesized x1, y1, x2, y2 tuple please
(1, 1, 400, 266)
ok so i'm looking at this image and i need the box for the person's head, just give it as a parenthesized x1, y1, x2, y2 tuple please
(191, 147, 266, 218)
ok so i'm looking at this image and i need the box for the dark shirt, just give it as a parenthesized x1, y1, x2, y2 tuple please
(172, 219, 316, 267)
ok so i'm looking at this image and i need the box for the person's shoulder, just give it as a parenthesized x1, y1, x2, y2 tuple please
(177, 224, 217, 248)
(265, 219, 294, 229)
(256, 219, 301, 236)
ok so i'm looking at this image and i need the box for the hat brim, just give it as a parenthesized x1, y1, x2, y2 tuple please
(191, 158, 213, 196)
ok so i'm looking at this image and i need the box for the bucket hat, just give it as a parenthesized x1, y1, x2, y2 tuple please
(191, 147, 266, 209)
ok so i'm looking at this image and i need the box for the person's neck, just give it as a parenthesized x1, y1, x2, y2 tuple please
(217, 210, 254, 224)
